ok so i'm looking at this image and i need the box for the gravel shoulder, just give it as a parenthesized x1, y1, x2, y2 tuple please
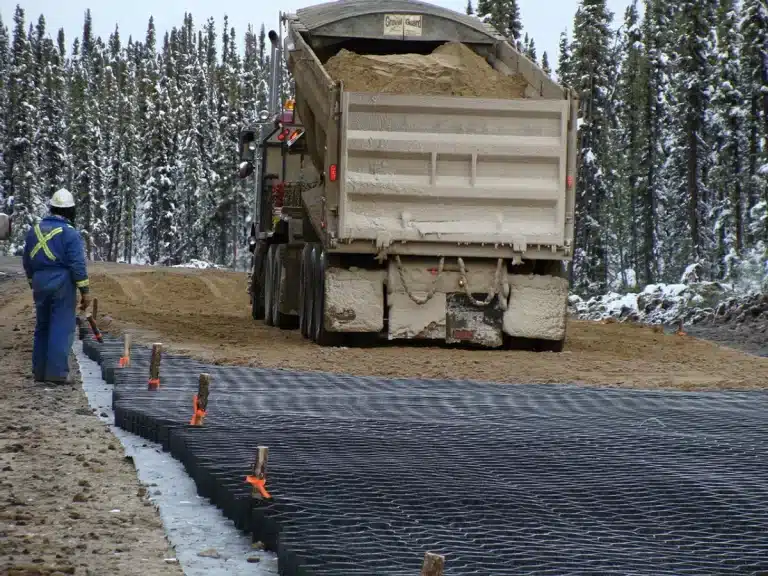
(0, 277, 183, 576)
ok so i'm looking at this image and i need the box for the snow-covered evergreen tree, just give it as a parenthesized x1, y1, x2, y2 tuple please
(556, 30, 574, 87)
(0, 14, 11, 211)
(570, 0, 615, 293)
(541, 51, 551, 76)
(710, 0, 748, 278)
(663, 0, 718, 280)
(608, 0, 646, 289)
(741, 0, 768, 243)
(640, 0, 676, 284)
(476, 0, 523, 46)
(8, 6, 41, 248)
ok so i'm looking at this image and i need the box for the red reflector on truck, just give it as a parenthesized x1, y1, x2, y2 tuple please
(329, 164, 338, 182)
(566, 175, 574, 189)
(453, 329, 474, 340)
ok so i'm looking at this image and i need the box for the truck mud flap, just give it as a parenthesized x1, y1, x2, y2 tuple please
(445, 293, 504, 348)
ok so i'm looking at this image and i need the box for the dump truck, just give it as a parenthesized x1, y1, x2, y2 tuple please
(239, 0, 578, 350)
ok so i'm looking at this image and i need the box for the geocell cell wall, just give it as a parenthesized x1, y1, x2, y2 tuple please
(340, 94, 568, 246)
(87, 335, 768, 575)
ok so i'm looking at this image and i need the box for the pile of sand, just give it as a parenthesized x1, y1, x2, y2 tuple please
(325, 42, 529, 99)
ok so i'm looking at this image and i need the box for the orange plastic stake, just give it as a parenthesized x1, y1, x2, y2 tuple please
(245, 446, 271, 500)
(119, 334, 131, 368)
(245, 475, 271, 499)
(148, 343, 162, 389)
(189, 394, 207, 426)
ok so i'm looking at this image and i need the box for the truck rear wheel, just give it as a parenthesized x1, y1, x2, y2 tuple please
(251, 247, 266, 320)
(273, 245, 291, 329)
(263, 245, 275, 326)
(299, 244, 311, 337)
(305, 244, 317, 339)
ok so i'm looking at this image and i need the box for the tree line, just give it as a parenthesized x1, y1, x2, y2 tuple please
(2, 1, 767, 294)
(0, 6, 280, 266)
(473, 0, 768, 293)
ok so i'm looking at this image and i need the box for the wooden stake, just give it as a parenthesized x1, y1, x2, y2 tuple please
(148, 343, 162, 389)
(197, 373, 210, 412)
(250, 446, 269, 499)
(92, 297, 98, 321)
(120, 333, 131, 367)
(421, 552, 445, 576)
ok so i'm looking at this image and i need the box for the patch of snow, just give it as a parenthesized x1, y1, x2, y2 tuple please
(173, 259, 223, 269)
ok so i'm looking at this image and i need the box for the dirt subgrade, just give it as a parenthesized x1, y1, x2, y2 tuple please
(30, 264, 767, 392)
(325, 42, 529, 98)
(0, 277, 183, 576)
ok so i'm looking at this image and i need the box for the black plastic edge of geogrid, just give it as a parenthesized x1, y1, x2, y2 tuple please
(82, 336, 281, 555)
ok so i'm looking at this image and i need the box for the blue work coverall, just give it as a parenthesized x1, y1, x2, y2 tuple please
(22, 215, 89, 381)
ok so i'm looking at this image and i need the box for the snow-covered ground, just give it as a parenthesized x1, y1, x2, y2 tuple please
(172, 259, 224, 270)
(569, 262, 768, 328)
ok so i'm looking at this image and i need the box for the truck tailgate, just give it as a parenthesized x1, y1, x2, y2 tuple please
(338, 93, 571, 249)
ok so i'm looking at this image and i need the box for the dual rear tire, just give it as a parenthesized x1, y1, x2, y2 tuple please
(262, 244, 289, 329)
(298, 243, 338, 346)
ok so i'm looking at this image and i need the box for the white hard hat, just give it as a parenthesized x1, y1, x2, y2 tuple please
(50, 188, 75, 208)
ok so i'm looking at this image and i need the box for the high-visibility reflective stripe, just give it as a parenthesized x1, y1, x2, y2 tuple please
(76, 279, 90, 288)
(30, 225, 63, 260)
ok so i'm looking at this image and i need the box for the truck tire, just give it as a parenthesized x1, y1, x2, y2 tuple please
(273, 245, 290, 329)
(311, 244, 339, 347)
(299, 244, 311, 337)
(251, 248, 266, 320)
(305, 244, 318, 339)
(263, 245, 275, 326)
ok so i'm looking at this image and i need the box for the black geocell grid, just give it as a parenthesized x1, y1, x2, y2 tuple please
(83, 336, 768, 575)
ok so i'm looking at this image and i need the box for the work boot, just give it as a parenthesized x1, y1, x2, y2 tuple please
(46, 374, 73, 385)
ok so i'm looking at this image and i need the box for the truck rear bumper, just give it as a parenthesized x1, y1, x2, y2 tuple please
(321, 258, 568, 346)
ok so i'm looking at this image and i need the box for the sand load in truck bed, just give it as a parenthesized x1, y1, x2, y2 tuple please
(325, 42, 529, 99)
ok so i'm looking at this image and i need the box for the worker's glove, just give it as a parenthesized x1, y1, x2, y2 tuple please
(80, 291, 92, 313)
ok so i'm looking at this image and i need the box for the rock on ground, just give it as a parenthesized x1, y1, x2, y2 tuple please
(0, 278, 183, 576)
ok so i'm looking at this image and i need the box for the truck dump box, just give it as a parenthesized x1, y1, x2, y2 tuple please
(340, 93, 571, 249)
(284, 0, 577, 259)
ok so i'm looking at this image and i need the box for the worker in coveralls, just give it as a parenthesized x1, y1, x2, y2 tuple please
(22, 189, 91, 384)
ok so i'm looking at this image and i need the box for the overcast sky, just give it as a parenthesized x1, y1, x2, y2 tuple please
(2, 0, 634, 69)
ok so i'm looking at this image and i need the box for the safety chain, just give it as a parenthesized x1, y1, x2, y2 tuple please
(394, 254, 445, 305)
(457, 257, 509, 311)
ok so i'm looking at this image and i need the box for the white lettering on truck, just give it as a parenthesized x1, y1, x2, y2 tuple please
(383, 14, 423, 37)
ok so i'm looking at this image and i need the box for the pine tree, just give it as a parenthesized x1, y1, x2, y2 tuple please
(0, 14, 11, 211)
(710, 0, 747, 278)
(7, 5, 41, 248)
(556, 30, 573, 87)
(640, 0, 676, 283)
(609, 0, 647, 289)
(741, 0, 768, 243)
(570, 0, 615, 293)
(466, 1, 474, 16)
(523, 33, 537, 61)
(664, 0, 718, 279)
(38, 28, 68, 199)
(541, 51, 551, 76)
(120, 39, 140, 263)
(476, 0, 523, 45)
